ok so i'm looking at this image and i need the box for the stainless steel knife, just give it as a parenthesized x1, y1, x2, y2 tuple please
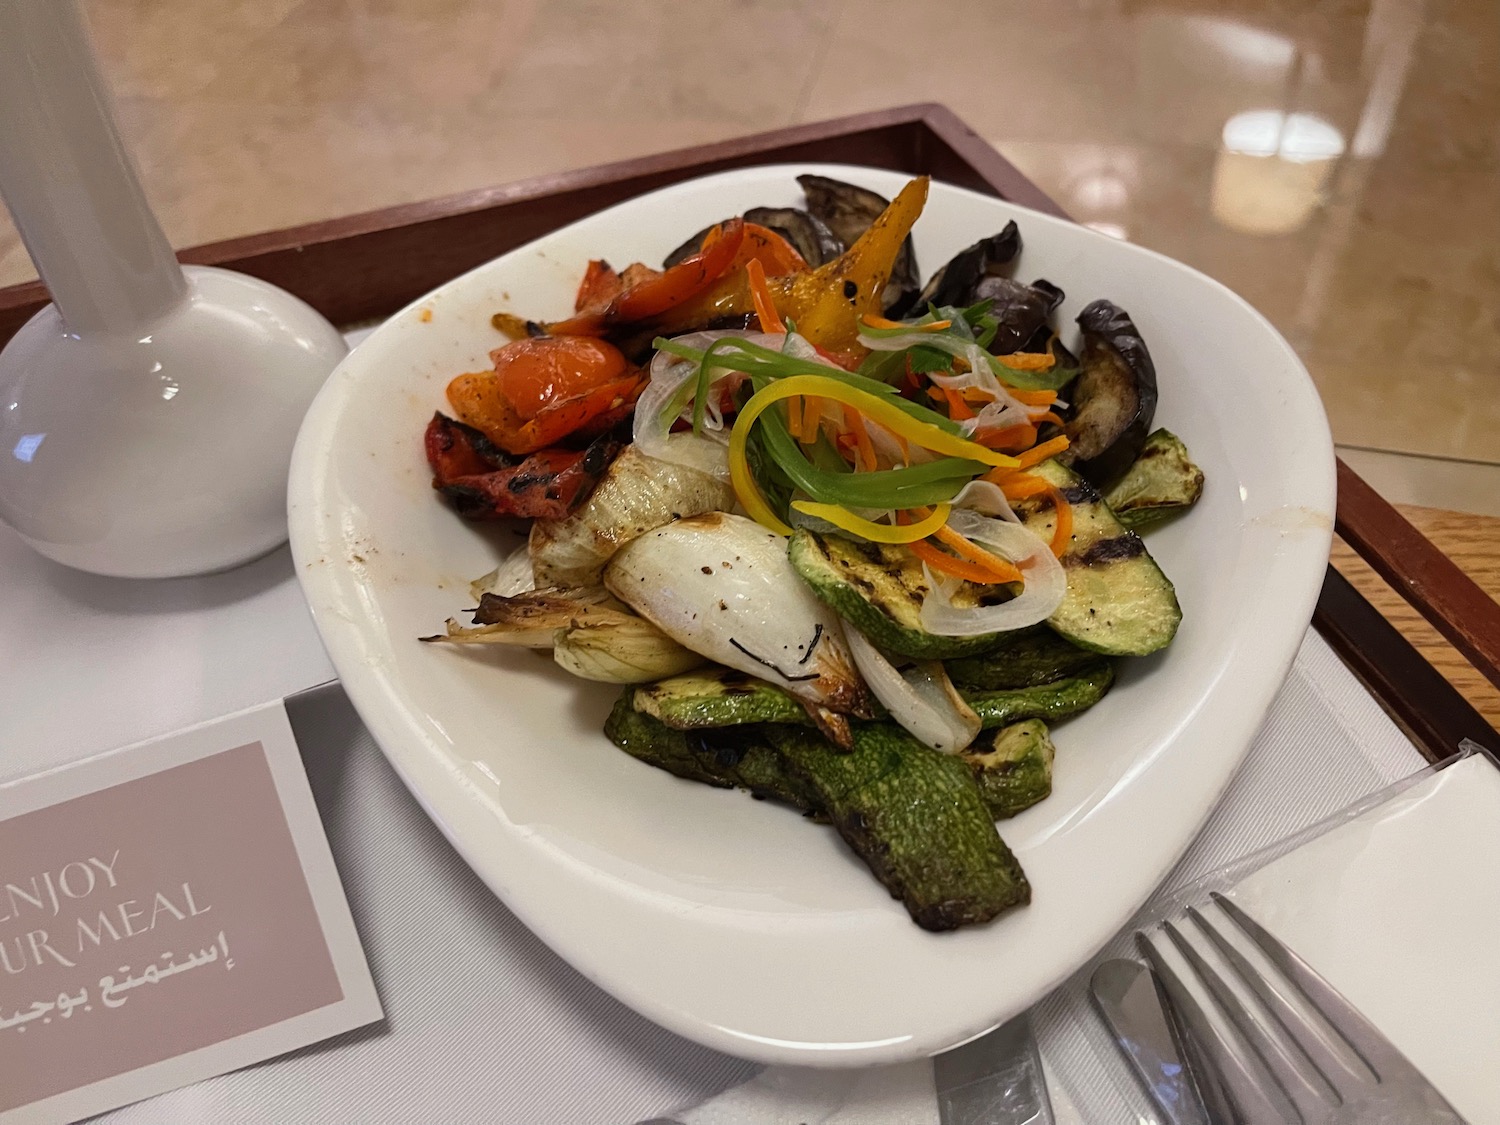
(1090, 958, 1214, 1125)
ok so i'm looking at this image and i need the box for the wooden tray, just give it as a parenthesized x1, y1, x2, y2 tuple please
(3, 103, 1495, 760)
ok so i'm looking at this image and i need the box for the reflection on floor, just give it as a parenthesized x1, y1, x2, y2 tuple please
(0, 0, 1496, 512)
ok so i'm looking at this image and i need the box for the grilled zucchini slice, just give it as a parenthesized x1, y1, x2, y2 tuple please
(962, 720, 1055, 819)
(1015, 460, 1181, 656)
(766, 724, 1030, 930)
(1102, 429, 1205, 532)
(787, 529, 1008, 660)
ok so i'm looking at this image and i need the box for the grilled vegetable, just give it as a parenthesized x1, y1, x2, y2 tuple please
(766, 724, 1029, 930)
(845, 627, 980, 754)
(973, 276, 1066, 357)
(529, 444, 735, 588)
(423, 412, 621, 521)
(966, 661, 1115, 728)
(962, 720, 1054, 819)
(664, 208, 842, 270)
(946, 627, 1104, 690)
(1102, 429, 1205, 531)
(446, 336, 643, 455)
(626, 658, 1109, 734)
(616, 684, 1055, 824)
(797, 174, 921, 314)
(1061, 301, 1159, 487)
(607, 698, 1030, 927)
(546, 219, 750, 336)
(553, 616, 706, 682)
(787, 528, 1009, 660)
(604, 694, 819, 808)
(912, 224, 1021, 310)
(632, 666, 808, 729)
(1015, 460, 1181, 656)
(421, 586, 626, 648)
(623, 178, 929, 356)
(605, 512, 875, 747)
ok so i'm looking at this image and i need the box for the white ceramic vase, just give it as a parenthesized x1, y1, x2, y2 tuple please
(0, 0, 348, 578)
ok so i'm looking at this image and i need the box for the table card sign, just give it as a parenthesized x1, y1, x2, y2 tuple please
(0, 701, 382, 1124)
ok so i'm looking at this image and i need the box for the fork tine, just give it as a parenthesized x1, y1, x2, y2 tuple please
(1210, 892, 1436, 1085)
(1135, 930, 1298, 1124)
(1190, 902, 1371, 1096)
(1165, 916, 1336, 1119)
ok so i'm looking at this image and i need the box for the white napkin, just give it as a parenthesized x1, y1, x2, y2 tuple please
(1229, 753, 1500, 1125)
(648, 1061, 939, 1125)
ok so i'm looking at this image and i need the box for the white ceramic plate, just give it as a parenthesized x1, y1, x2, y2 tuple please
(288, 165, 1334, 1067)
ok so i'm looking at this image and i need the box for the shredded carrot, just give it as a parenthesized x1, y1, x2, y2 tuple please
(985, 470, 1050, 499)
(1003, 386, 1058, 406)
(745, 258, 784, 334)
(933, 524, 1024, 583)
(1033, 411, 1065, 429)
(959, 386, 999, 404)
(800, 395, 823, 443)
(909, 538, 1018, 585)
(786, 395, 804, 441)
(1046, 484, 1073, 557)
(841, 405, 877, 471)
(976, 423, 1038, 451)
(994, 351, 1056, 372)
(1014, 435, 1070, 469)
(902, 354, 925, 392)
(863, 314, 952, 332)
(940, 386, 974, 421)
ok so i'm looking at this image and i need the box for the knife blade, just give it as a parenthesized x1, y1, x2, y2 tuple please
(1090, 958, 1212, 1125)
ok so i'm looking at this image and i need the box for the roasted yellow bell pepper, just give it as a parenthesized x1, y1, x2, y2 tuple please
(646, 177, 931, 355)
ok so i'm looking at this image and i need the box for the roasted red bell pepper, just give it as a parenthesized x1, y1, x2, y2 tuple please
(446, 335, 643, 455)
(546, 218, 748, 336)
(423, 413, 620, 520)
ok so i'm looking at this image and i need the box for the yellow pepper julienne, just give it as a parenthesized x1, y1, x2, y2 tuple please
(790, 500, 952, 544)
(727, 373, 1019, 536)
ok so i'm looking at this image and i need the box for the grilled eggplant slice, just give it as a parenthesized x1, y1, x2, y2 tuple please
(662, 207, 843, 270)
(1015, 460, 1181, 656)
(1061, 301, 1159, 487)
(788, 529, 1010, 660)
(962, 720, 1055, 819)
(796, 173, 920, 313)
(913, 223, 1021, 310)
(746, 207, 843, 266)
(1103, 429, 1205, 531)
(974, 276, 1066, 357)
(766, 724, 1029, 930)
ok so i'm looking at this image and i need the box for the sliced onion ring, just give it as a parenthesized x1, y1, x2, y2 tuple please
(919, 509, 1066, 636)
(949, 479, 1020, 523)
(845, 626, 981, 754)
(634, 330, 787, 479)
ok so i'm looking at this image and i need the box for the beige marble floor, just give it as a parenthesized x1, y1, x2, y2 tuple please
(2, 0, 1497, 510)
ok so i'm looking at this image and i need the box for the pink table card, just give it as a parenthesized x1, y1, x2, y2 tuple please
(0, 701, 382, 1124)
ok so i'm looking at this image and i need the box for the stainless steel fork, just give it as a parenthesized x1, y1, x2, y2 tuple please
(1134, 892, 1466, 1125)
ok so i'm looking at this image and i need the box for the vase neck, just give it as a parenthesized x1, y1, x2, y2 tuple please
(0, 0, 187, 337)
